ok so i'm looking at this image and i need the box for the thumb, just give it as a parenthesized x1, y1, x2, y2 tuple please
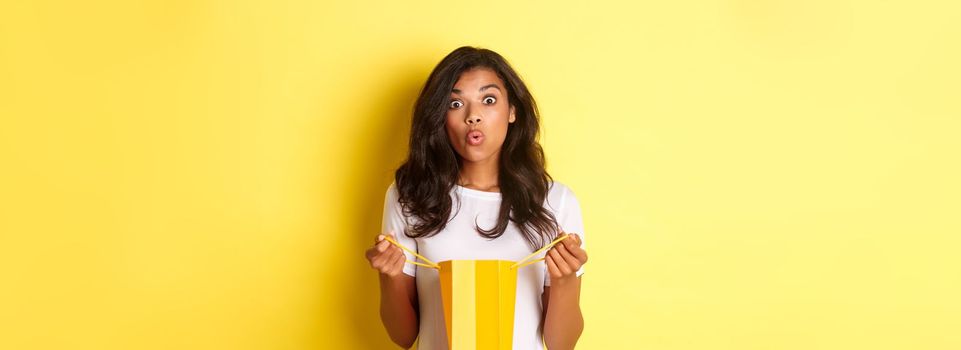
(375, 230, 396, 243)
(382, 230, 396, 243)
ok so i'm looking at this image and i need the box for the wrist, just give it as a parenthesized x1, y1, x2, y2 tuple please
(550, 274, 580, 289)
(380, 271, 406, 284)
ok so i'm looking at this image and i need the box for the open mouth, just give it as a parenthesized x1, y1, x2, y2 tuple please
(467, 130, 485, 146)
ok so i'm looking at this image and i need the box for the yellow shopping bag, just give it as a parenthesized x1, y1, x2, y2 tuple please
(385, 235, 569, 350)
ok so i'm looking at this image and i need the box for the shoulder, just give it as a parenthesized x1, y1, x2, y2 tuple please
(546, 181, 579, 212)
(549, 181, 580, 199)
(548, 181, 573, 197)
(384, 181, 401, 205)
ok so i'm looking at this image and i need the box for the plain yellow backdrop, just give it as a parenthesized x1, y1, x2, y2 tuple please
(1, 0, 959, 349)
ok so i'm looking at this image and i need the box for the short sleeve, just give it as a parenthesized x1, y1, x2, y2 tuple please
(382, 182, 418, 277)
(545, 183, 586, 286)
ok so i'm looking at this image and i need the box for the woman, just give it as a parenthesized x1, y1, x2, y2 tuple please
(365, 46, 588, 350)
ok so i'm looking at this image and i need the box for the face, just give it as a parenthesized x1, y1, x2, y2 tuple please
(445, 67, 516, 164)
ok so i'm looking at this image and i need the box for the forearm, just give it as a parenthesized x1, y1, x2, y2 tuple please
(379, 274, 419, 348)
(544, 276, 584, 349)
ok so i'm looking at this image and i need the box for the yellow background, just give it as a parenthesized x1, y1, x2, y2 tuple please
(1, 0, 959, 349)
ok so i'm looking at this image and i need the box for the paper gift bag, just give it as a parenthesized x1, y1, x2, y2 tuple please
(385, 235, 569, 350)
(439, 260, 518, 349)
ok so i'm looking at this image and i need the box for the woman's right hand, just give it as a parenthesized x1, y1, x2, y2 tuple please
(365, 230, 407, 277)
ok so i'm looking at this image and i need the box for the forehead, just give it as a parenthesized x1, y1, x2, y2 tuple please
(452, 67, 504, 90)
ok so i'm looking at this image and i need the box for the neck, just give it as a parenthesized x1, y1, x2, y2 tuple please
(458, 155, 500, 192)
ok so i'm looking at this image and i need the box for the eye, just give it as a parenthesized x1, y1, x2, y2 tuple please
(449, 100, 463, 109)
(483, 96, 496, 104)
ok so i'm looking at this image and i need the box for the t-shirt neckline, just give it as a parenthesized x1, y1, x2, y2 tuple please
(454, 184, 502, 199)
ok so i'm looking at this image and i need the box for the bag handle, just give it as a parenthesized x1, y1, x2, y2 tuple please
(510, 234, 571, 270)
(383, 233, 571, 270)
(383, 236, 440, 269)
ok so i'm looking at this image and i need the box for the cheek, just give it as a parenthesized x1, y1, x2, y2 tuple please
(445, 112, 457, 128)
(491, 109, 511, 136)
(445, 113, 463, 141)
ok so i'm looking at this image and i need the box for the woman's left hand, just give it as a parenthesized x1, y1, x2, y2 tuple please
(545, 231, 588, 283)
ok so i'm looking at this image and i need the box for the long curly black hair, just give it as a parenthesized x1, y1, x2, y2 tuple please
(394, 46, 559, 251)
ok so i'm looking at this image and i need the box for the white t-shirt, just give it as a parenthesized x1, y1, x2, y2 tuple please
(381, 181, 585, 350)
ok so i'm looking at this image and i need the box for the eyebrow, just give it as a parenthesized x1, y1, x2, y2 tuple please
(451, 84, 502, 95)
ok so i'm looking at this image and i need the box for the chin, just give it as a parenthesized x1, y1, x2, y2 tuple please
(459, 149, 493, 163)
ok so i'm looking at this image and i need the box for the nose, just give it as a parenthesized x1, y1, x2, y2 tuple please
(465, 114, 482, 126)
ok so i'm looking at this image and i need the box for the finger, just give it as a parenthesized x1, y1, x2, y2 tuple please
(545, 255, 560, 278)
(548, 248, 572, 275)
(376, 239, 390, 252)
(392, 247, 406, 265)
(375, 252, 398, 273)
(384, 244, 402, 262)
(559, 233, 576, 249)
(556, 243, 582, 270)
(365, 247, 378, 261)
(370, 251, 384, 269)
(375, 230, 396, 244)
(567, 244, 588, 263)
(558, 237, 586, 260)
(387, 249, 406, 274)
(373, 244, 399, 264)
(565, 233, 580, 248)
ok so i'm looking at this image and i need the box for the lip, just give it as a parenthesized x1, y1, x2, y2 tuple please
(466, 130, 485, 146)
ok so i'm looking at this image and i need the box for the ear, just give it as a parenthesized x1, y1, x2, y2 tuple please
(509, 106, 516, 123)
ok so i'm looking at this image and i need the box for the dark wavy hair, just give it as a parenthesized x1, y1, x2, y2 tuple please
(394, 46, 559, 251)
